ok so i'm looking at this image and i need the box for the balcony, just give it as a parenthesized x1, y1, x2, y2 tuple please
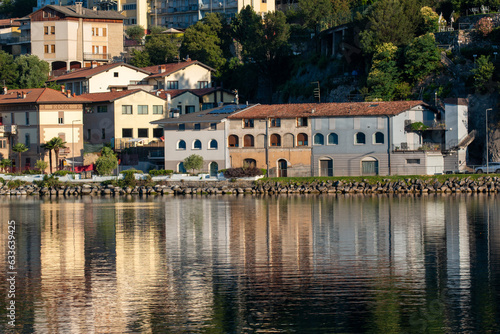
(83, 52, 111, 61)
(0, 125, 17, 134)
(393, 142, 442, 152)
(405, 120, 446, 132)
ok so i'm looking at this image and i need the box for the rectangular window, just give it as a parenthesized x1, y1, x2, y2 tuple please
(198, 81, 209, 88)
(87, 129, 91, 140)
(243, 119, 254, 128)
(153, 128, 163, 138)
(58, 111, 64, 124)
(270, 118, 281, 127)
(138, 105, 148, 114)
(122, 105, 132, 114)
(138, 128, 148, 137)
(210, 123, 217, 130)
(153, 105, 163, 114)
(167, 81, 179, 89)
(122, 128, 133, 138)
(101, 128, 105, 139)
(114, 72, 119, 77)
(44, 26, 49, 35)
(97, 105, 107, 113)
(25, 134, 30, 148)
(178, 124, 185, 131)
(25, 112, 29, 125)
(51, 45, 55, 53)
(194, 123, 201, 130)
(186, 106, 195, 114)
(297, 117, 308, 127)
(406, 159, 421, 164)
(92, 27, 95, 36)
(103, 28, 107, 36)
(51, 26, 55, 35)
(44, 45, 49, 53)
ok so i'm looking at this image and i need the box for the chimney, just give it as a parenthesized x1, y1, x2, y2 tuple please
(171, 108, 180, 118)
(22, 91, 26, 99)
(2, 86, 6, 95)
(61, 85, 65, 93)
(66, 90, 71, 98)
(75, 2, 83, 14)
(159, 65, 166, 73)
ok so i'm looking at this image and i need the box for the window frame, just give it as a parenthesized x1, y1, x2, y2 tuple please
(122, 105, 133, 115)
(122, 128, 133, 138)
(137, 105, 148, 115)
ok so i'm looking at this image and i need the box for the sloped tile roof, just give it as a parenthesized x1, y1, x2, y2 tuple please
(444, 98, 468, 106)
(0, 18, 21, 27)
(79, 89, 152, 102)
(158, 87, 231, 98)
(228, 101, 429, 119)
(49, 62, 150, 81)
(142, 60, 215, 79)
(0, 88, 90, 104)
(33, 5, 125, 20)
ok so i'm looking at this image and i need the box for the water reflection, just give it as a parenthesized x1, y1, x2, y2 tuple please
(0, 194, 499, 333)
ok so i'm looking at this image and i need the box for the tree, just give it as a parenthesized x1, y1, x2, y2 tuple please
(420, 6, 439, 33)
(0, 159, 12, 173)
(404, 33, 441, 83)
(14, 55, 50, 88)
(35, 159, 48, 174)
(366, 43, 402, 101)
(41, 138, 56, 174)
(180, 13, 227, 72)
(232, 6, 265, 61)
(298, 0, 333, 36)
(360, 0, 419, 54)
(129, 49, 152, 68)
(184, 154, 204, 174)
(472, 55, 495, 93)
(0, 51, 18, 88)
(144, 34, 179, 65)
(95, 147, 118, 175)
(12, 143, 28, 173)
(126, 25, 146, 42)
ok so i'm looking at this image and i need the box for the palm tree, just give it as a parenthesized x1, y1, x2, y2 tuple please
(12, 143, 28, 173)
(0, 159, 12, 173)
(41, 139, 56, 174)
(52, 137, 67, 171)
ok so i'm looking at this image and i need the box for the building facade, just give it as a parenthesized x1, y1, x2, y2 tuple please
(141, 60, 214, 90)
(0, 88, 85, 172)
(30, 4, 124, 74)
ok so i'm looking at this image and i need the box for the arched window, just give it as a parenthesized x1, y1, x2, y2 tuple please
(374, 132, 384, 144)
(193, 139, 202, 150)
(178, 162, 186, 173)
(328, 133, 338, 145)
(355, 132, 366, 144)
(209, 139, 218, 149)
(243, 158, 256, 168)
(244, 134, 254, 147)
(270, 134, 281, 146)
(177, 140, 186, 150)
(228, 135, 239, 147)
(314, 133, 324, 145)
(297, 133, 308, 146)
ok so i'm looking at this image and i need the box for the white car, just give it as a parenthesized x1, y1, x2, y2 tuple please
(475, 162, 500, 174)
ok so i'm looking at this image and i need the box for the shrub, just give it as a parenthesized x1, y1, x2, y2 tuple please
(34, 175, 60, 188)
(22, 169, 40, 175)
(0, 177, 4, 184)
(122, 172, 137, 187)
(121, 169, 143, 174)
(476, 17, 493, 37)
(52, 170, 75, 176)
(95, 147, 118, 175)
(223, 167, 263, 178)
(6, 179, 28, 189)
(148, 169, 173, 176)
(35, 159, 48, 173)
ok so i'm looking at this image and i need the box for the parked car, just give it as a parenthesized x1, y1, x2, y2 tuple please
(474, 162, 500, 174)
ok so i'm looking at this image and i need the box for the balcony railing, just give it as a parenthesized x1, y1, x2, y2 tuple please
(405, 120, 446, 132)
(393, 142, 442, 152)
(83, 52, 111, 61)
(0, 125, 17, 134)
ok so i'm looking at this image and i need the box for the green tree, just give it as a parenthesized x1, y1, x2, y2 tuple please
(366, 43, 402, 101)
(126, 25, 146, 42)
(420, 6, 439, 33)
(129, 49, 152, 67)
(0, 159, 12, 173)
(404, 33, 441, 83)
(180, 13, 227, 72)
(298, 0, 333, 36)
(144, 34, 179, 64)
(95, 147, 118, 175)
(360, 0, 419, 54)
(232, 6, 265, 61)
(149, 25, 165, 35)
(12, 143, 28, 173)
(35, 159, 48, 174)
(472, 55, 495, 93)
(184, 154, 204, 174)
(14, 55, 50, 88)
(0, 0, 35, 18)
(0, 51, 18, 88)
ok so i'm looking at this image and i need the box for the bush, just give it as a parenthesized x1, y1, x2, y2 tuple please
(0, 177, 4, 184)
(148, 169, 173, 176)
(6, 179, 28, 189)
(52, 170, 75, 176)
(122, 172, 137, 187)
(223, 167, 263, 178)
(96, 147, 118, 175)
(22, 169, 40, 175)
(476, 17, 493, 37)
(34, 175, 60, 188)
(120, 169, 143, 174)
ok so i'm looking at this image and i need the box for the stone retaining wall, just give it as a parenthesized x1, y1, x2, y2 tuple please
(2, 177, 500, 196)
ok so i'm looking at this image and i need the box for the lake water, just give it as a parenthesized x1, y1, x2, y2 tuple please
(0, 194, 499, 333)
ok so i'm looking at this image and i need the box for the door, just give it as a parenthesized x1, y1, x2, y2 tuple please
(320, 159, 333, 176)
(278, 159, 287, 177)
(210, 162, 218, 177)
(362, 160, 379, 175)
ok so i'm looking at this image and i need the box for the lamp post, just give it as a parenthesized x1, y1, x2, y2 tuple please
(486, 108, 491, 173)
(72, 119, 81, 173)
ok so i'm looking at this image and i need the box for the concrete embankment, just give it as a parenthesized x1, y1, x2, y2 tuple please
(1, 176, 500, 196)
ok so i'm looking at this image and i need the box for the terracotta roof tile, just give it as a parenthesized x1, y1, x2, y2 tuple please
(33, 5, 125, 20)
(0, 88, 90, 104)
(141, 60, 214, 78)
(0, 18, 21, 27)
(79, 89, 148, 102)
(228, 101, 429, 119)
(49, 62, 150, 81)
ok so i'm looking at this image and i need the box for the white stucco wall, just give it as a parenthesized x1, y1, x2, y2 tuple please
(87, 67, 150, 93)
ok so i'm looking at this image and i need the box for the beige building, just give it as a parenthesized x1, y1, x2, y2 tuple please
(142, 60, 214, 91)
(80, 89, 167, 149)
(30, 4, 125, 75)
(227, 104, 313, 177)
(0, 88, 85, 172)
(159, 87, 236, 114)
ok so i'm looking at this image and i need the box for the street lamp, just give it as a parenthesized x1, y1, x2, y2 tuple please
(486, 108, 491, 173)
(72, 119, 81, 173)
